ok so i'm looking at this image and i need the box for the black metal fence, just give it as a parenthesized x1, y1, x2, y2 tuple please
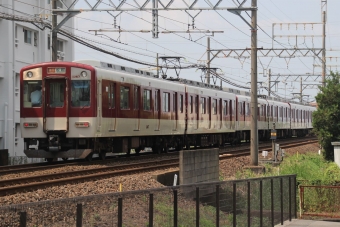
(0, 175, 296, 227)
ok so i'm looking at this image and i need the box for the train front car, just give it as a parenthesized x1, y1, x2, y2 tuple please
(20, 62, 96, 162)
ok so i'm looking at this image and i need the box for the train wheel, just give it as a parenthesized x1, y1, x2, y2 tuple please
(135, 148, 141, 155)
(99, 150, 106, 160)
(46, 158, 53, 163)
(86, 153, 93, 161)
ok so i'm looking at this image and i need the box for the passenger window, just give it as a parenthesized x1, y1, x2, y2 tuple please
(120, 86, 130, 109)
(162, 92, 170, 112)
(143, 89, 151, 111)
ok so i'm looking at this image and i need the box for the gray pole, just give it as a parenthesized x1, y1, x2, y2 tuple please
(322, 11, 326, 87)
(250, 0, 258, 166)
(156, 53, 159, 77)
(268, 69, 271, 97)
(300, 77, 302, 103)
(207, 37, 210, 84)
(52, 0, 58, 61)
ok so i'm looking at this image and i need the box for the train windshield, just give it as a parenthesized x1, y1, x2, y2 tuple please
(23, 81, 42, 108)
(71, 80, 91, 107)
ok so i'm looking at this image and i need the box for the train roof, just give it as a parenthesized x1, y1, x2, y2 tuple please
(74, 60, 313, 107)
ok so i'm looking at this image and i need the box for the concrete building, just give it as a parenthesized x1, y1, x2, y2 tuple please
(0, 0, 74, 164)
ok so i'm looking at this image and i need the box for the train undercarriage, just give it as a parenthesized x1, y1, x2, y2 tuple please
(24, 128, 310, 162)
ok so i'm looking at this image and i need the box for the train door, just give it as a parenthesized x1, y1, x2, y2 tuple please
(44, 78, 68, 132)
(134, 86, 140, 131)
(154, 89, 160, 130)
(172, 92, 178, 130)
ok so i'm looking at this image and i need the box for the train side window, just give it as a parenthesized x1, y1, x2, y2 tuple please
(109, 83, 115, 109)
(223, 100, 228, 115)
(71, 80, 90, 107)
(201, 97, 206, 114)
(120, 86, 130, 110)
(213, 99, 217, 115)
(180, 94, 184, 113)
(155, 90, 159, 111)
(195, 96, 198, 113)
(173, 93, 177, 112)
(143, 89, 151, 111)
(190, 96, 193, 113)
(134, 86, 139, 110)
(267, 105, 270, 117)
(162, 92, 170, 112)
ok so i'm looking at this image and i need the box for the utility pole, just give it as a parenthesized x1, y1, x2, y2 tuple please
(322, 10, 326, 87)
(250, 0, 258, 166)
(51, 0, 58, 61)
(207, 37, 210, 84)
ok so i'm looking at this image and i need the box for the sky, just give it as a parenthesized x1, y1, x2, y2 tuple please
(65, 0, 340, 103)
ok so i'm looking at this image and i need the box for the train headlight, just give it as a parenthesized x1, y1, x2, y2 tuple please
(80, 71, 87, 78)
(26, 71, 33, 78)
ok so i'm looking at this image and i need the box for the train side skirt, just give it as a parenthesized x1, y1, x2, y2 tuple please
(24, 149, 93, 159)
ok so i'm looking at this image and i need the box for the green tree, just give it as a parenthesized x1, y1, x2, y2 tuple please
(313, 71, 340, 160)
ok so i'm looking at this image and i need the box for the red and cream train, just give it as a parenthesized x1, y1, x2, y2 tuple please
(20, 60, 316, 161)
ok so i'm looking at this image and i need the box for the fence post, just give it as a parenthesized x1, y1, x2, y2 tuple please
(247, 181, 250, 227)
(271, 179, 274, 227)
(76, 204, 82, 227)
(149, 194, 153, 227)
(289, 177, 292, 221)
(216, 185, 220, 227)
(260, 180, 263, 227)
(233, 183, 236, 227)
(174, 189, 178, 227)
(280, 178, 283, 225)
(299, 186, 303, 218)
(196, 187, 200, 227)
(118, 198, 123, 227)
(19, 211, 26, 227)
(293, 175, 297, 218)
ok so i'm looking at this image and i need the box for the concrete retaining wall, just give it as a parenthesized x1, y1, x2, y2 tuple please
(179, 148, 219, 185)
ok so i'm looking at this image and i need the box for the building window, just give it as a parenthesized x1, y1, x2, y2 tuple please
(57, 40, 63, 51)
(34, 32, 38, 46)
(143, 89, 151, 111)
(24, 29, 32, 44)
(162, 92, 170, 112)
(120, 86, 130, 109)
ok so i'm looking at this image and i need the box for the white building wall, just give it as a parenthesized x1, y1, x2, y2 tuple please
(0, 0, 74, 163)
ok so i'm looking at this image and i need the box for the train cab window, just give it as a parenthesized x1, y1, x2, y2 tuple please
(71, 80, 90, 107)
(23, 81, 42, 108)
(120, 86, 130, 109)
(143, 89, 151, 111)
(213, 99, 217, 115)
(201, 97, 206, 114)
(162, 92, 170, 112)
(49, 81, 65, 107)
(180, 95, 184, 113)
(155, 90, 159, 111)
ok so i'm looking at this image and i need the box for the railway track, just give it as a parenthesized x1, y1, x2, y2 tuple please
(0, 137, 318, 196)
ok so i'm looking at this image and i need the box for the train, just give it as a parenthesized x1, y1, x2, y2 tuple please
(20, 60, 316, 161)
